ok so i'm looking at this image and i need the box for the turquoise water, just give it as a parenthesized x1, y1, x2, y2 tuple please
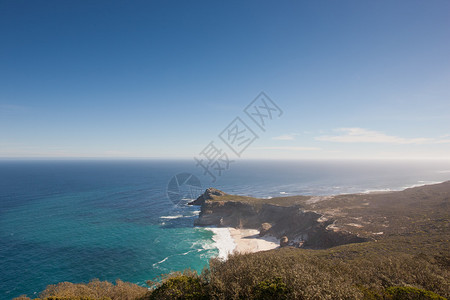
(1, 159, 450, 299)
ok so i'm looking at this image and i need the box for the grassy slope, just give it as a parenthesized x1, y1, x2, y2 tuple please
(206, 193, 311, 207)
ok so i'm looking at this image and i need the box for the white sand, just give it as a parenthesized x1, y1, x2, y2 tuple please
(229, 228, 279, 254)
(205, 227, 279, 260)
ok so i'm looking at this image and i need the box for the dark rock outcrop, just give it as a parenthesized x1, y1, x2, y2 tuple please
(259, 223, 272, 237)
(188, 188, 225, 206)
(280, 236, 289, 247)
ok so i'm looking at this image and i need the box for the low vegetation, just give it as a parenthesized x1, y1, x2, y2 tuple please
(209, 193, 312, 207)
(14, 280, 148, 300)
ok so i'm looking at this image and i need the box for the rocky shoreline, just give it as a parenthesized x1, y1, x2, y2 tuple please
(189, 188, 368, 249)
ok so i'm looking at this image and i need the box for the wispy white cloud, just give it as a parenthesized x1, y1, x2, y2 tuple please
(315, 128, 449, 144)
(435, 139, 450, 144)
(252, 146, 320, 151)
(272, 134, 297, 140)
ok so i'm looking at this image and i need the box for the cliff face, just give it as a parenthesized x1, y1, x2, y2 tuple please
(192, 188, 367, 249)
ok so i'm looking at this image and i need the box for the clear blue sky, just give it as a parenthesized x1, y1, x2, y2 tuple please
(1, 0, 449, 159)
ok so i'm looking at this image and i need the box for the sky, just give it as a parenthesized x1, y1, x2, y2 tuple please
(0, 0, 449, 160)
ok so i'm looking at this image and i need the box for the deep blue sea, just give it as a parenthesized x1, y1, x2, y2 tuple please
(1, 159, 450, 299)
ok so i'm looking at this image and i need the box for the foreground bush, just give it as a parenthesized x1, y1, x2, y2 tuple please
(13, 279, 148, 300)
(253, 277, 289, 300)
(146, 272, 208, 300)
(385, 286, 447, 300)
(14, 297, 107, 300)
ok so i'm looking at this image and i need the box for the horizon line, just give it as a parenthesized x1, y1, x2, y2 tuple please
(1, 157, 450, 161)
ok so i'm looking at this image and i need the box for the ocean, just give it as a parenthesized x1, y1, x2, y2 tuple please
(1, 159, 450, 299)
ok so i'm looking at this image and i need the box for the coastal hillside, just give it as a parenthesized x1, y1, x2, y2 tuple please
(191, 182, 450, 249)
(15, 182, 450, 299)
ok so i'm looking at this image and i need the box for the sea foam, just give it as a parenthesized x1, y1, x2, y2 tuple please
(204, 227, 236, 260)
(160, 215, 184, 219)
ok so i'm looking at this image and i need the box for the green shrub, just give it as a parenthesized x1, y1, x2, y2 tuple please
(385, 286, 447, 300)
(207, 251, 364, 299)
(148, 274, 208, 300)
(358, 286, 384, 299)
(253, 277, 289, 300)
(37, 279, 146, 300)
(43, 297, 109, 300)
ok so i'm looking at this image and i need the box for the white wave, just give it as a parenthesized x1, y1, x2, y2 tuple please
(279, 192, 288, 195)
(402, 181, 443, 189)
(190, 233, 216, 251)
(152, 256, 169, 267)
(160, 210, 200, 220)
(153, 247, 205, 269)
(160, 215, 184, 220)
(197, 240, 215, 251)
(362, 180, 444, 194)
(180, 249, 198, 256)
(361, 188, 392, 194)
(204, 227, 236, 260)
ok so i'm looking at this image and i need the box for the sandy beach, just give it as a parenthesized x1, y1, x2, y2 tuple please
(206, 227, 279, 260)
(229, 228, 279, 254)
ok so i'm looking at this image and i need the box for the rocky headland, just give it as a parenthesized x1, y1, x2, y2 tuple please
(189, 181, 450, 249)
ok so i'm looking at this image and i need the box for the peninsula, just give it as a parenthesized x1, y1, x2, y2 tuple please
(190, 182, 450, 251)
